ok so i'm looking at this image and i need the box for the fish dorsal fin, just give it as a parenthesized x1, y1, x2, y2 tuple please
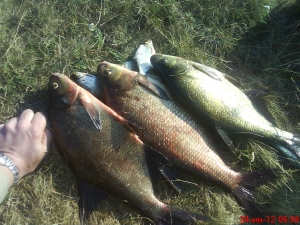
(244, 89, 269, 99)
(192, 62, 223, 81)
(136, 74, 170, 100)
(79, 92, 102, 131)
(192, 61, 243, 87)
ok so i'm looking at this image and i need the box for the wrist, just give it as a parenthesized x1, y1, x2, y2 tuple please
(0, 165, 14, 187)
(0, 152, 20, 184)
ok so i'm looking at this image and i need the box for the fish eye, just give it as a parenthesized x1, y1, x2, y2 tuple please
(104, 68, 112, 76)
(52, 82, 59, 89)
(159, 58, 168, 64)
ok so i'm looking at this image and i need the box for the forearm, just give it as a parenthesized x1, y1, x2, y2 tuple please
(0, 166, 13, 204)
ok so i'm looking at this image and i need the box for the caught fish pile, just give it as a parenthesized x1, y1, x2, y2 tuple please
(48, 40, 299, 224)
(49, 73, 206, 225)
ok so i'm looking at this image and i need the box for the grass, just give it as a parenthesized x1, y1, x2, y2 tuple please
(0, 0, 300, 224)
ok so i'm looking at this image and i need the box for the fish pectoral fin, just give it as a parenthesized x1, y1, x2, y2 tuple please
(144, 145, 182, 193)
(78, 180, 108, 224)
(79, 94, 102, 131)
(192, 62, 223, 81)
(216, 127, 236, 151)
(136, 75, 170, 100)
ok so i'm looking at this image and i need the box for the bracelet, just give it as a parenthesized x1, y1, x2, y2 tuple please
(0, 153, 19, 184)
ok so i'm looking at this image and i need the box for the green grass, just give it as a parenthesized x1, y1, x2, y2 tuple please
(0, 0, 300, 224)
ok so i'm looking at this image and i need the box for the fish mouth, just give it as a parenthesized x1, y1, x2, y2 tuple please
(98, 61, 110, 70)
(70, 72, 85, 81)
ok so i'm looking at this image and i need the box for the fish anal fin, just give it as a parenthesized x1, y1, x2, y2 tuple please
(79, 93, 102, 131)
(78, 180, 108, 224)
(192, 62, 222, 81)
(136, 75, 170, 100)
(144, 145, 181, 193)
(216, 127, 236, 151)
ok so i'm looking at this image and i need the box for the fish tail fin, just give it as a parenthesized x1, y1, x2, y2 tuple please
(158, 207, 210, 225)
(233, 169, 279, 217)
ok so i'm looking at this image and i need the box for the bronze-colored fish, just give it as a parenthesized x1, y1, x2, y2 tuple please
(49, 73, 206, 224)
(97, 61, 279, 217)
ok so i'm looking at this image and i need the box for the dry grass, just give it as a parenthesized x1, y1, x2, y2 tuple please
(0, 0, 300, 224)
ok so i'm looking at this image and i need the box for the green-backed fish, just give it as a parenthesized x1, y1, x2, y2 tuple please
(49, 73, 207, 224)
(97, 61, 279, 217)
(150, 53, 300, 168)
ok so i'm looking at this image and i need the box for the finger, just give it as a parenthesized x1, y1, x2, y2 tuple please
(0, 117, 17, 142)
(3, 117, 18, 131)
(31, 112, 47, 130)
(0, 124, 4, 139)
(42, 129, 52, 151)
(17, 109, 34, 123)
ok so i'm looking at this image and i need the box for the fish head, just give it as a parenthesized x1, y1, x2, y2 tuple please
(150, 53, 189, 76)
(49, 73, 79, 109)
(97, 61, 138, 93)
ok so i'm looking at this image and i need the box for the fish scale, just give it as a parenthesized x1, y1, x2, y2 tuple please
(49, 73, 207, 224)
(100, 69, 243, 190)
(98, 61, 279, 217)
(150, 54, 300, 168)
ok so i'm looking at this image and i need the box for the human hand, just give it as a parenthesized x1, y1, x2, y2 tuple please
(0, 109, 52, 184)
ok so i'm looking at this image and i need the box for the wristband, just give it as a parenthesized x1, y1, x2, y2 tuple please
(0, 153, 19, 184)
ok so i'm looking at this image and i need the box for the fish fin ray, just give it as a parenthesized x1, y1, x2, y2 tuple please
(216, 127, 236, 151)
(244, 89, 270, 99)
(233, 169, 279, 217)
(159, 207, 210, 224)
(79, 95, 102, 131)
(78, 180, 108, 224)
(136, 75, 170, 100)
(144, 145, 182, 193)
(192, 62, 222, 81)
(224, 74, 242, 87)
(270, 143, 300, 168)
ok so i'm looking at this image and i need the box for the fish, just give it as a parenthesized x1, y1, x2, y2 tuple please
(48, 73, 207, 224)
(134, 40, 156, 75)
(70, 72, 104, 100)
(150, 53, 300, 168)
(97, 61, 280, 217)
